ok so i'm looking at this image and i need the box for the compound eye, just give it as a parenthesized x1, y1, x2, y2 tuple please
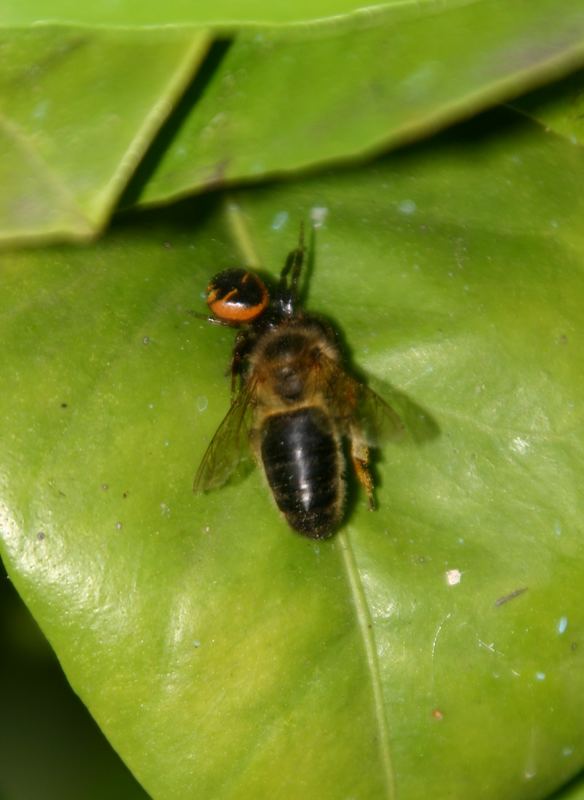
(206, 268, 269, 324)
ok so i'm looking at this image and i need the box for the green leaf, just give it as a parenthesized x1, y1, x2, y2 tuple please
(4, 1, 584, 249)
(0, 0, 403, 28)
(132, 0, 584, 208)
(512, 69, 584, 147)
(2, 107, 584, 798)
(0, 27, 209, 245)
(555, 774, 584, 800)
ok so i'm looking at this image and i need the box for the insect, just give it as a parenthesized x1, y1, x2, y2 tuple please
(194, 225, 403, 539)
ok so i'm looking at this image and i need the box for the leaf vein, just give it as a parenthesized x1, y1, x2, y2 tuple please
(338, 531, 396, 800)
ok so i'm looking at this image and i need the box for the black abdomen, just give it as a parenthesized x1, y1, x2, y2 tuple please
(260, 407, 344, 539)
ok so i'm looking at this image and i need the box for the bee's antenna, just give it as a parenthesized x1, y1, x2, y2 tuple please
(279, 222, 305, 296)
(275, 222, 307, 318)
(290, 221, 305, 294)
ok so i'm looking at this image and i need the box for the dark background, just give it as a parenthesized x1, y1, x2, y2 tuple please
(0, 566, 150, 800)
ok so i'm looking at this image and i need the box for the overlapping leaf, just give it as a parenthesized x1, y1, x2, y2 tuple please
(3, 0, 584, 245)
(0, 27, 210, 244)
(512, 69, 584, 147)
(0, 0, 392, 28)
(132, 0, 584, 208)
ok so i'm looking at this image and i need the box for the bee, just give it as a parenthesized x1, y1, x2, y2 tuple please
(194, 225, 403, 539)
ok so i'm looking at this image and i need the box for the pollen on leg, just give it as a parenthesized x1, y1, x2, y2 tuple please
(350, 432, 375, 509)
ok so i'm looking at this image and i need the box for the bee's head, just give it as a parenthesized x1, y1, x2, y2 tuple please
(206, 268, 269, 325)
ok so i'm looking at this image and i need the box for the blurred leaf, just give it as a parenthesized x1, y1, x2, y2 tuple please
(2, 107, 584, 799)
(0, 0, 391, 27)
(0, 27, 209, 245)
(512, 69, 584, 146)
(132, 0, 584, 208)
(553, 773, 584, 800)
(4, 1, 584, 247)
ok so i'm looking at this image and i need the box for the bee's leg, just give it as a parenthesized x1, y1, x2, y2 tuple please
(190, 310, 234, 325)
(230, 331, 250, 396)
(349, 430, 375, 510)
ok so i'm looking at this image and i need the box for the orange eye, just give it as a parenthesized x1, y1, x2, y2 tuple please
(206, 269, 269, 323)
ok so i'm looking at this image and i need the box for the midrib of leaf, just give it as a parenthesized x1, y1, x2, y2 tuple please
(0, 111, 92, 230)
(104, 31, 213, 214)
(0, 31, 212, 242)
(225, 198, 262, 266)
(338, 530, 396, 800)
(226, 204, 395, 798)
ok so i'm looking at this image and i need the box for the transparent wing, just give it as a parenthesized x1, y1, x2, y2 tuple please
(320, 355, 404, 445)
(353, 380, 405, 445)
(193, 384, 255, 493)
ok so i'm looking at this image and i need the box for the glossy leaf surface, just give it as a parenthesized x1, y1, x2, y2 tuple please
(133, 0, 584, 208)
(0, 27, 209, 244)
(0, 0, 391, 27)
(1, 108, 584, 799)
(4, 0, 584, 247)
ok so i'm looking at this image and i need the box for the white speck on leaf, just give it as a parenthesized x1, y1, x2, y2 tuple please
(398, 199, 417, 215)
(510, 436, 529, 455)
(310, 206, 329, 227)
(478, 639, 497, 654)
(271, 211, 289, 230)
(445, 568, 462, 586)
(32, 100, 49, 119)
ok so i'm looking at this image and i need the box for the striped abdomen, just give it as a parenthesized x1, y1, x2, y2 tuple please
(260, 407, 344, 539)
